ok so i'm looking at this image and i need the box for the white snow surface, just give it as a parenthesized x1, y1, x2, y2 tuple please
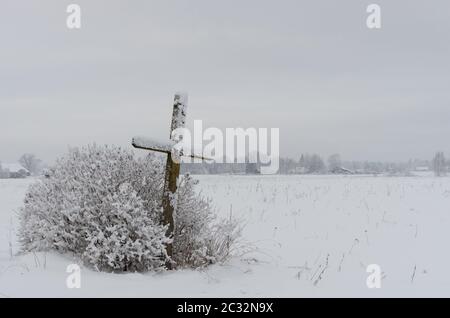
(1, 175, 450, 297)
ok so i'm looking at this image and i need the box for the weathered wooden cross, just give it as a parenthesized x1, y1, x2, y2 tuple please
(131, 93, 209, 269)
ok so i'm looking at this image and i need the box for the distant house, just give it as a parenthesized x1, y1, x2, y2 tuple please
(330, 167, 354, 175)
(0, 163, 30, 178)
(289, 166, 308, 174)
(245, 162, 260, 175)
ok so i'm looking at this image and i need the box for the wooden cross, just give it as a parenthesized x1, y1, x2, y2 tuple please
(131, 93, 209, 269)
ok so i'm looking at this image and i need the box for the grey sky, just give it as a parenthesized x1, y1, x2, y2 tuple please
(1, 0, 450, 163)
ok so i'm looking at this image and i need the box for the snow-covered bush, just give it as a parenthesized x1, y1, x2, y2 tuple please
(174, 176, 241, 268)
(19, 144, 240, 272)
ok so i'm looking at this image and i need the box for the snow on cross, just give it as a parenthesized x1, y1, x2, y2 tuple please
(132, 136, 209, 161)
(131, 93, 210, 269)
(132, 136, 175, 154)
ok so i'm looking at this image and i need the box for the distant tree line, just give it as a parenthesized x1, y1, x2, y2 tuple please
(183, 152, 450, 176)
(1, 151, 448, 178)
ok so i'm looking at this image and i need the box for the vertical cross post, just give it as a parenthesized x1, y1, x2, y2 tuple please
(161, 93, 187, 268)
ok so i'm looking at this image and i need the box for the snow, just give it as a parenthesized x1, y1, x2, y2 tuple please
(132, 136, 174, 153)
(172, 92, 188, 131)
(1, 175, 450, 297)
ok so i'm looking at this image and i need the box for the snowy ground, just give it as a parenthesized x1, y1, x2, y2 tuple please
(1, 175, 450, 297)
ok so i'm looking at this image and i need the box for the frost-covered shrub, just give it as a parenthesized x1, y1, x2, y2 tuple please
(19, 144, 239, 272)
(174, 176, 241, 268)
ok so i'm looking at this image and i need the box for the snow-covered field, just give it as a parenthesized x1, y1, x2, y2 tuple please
(1, 175, 450, 297)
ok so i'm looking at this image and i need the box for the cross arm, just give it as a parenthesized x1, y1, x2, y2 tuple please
(132, 136, 213, 161)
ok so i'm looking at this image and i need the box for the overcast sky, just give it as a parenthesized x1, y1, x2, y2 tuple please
(1, 0, 450, 163)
